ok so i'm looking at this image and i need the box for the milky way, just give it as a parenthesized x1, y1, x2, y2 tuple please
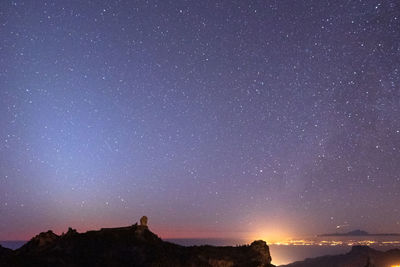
(0, 0, 399, 240)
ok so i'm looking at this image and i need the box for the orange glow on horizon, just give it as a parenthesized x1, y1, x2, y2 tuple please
(251, 228, 294, 244)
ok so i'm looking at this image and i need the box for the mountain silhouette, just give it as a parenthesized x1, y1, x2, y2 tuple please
(3, 219, 400, 267)
(281, 246, 400, 267)
(319, 229, 400, 237)
(0, 219, 275, 267)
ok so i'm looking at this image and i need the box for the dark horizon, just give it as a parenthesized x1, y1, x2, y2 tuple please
(1, 223, 400, 266)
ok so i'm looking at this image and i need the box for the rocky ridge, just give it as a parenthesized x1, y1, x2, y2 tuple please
(0, 218, 275, 267)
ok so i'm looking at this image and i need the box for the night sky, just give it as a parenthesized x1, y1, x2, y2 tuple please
(1, 0, 400, 241)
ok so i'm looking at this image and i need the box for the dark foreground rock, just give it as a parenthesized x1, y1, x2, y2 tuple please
(280, 245, 400, 267)
(0, 245, 13, 259)
(1, 224, 275, 267)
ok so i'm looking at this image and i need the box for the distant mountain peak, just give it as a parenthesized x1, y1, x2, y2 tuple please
(319, 229, 400, 237)
(347, 229, 369, 235)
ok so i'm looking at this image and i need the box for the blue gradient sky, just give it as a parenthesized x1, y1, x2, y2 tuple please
(1, 0, 399, 240)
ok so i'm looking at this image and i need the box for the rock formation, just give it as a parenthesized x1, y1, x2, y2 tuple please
(140, 215, 148, 227)
(18, 230, 59, 254)
(3, 220, 400, 267)
(0, 218, 275, 267)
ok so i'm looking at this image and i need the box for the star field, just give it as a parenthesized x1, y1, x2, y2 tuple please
(0, 0, 399, 240)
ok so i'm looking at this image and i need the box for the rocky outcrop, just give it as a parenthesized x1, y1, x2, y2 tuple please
(249, 240, 273, 266)
(188, 240, 274, 267)
(281, 246, 400, 267)
(140, 216, 148, 227)
(1, 221, 275, 267)
(17, 230, 59, 254)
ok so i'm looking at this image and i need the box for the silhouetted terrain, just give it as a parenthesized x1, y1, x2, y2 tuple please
(3, 221, 400, 267)
(281, 246, 400, 267)
(319, 229, 400, 236)
(0, 244, 13, 259)
(0, 223, 275, 267)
